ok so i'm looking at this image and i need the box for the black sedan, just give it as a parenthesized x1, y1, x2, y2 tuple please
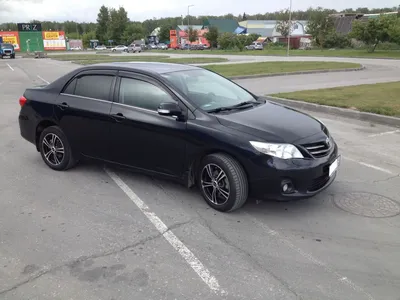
(18, 62, 340, 212)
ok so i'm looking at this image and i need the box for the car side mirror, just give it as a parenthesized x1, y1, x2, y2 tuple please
(157, 102, 183, 118)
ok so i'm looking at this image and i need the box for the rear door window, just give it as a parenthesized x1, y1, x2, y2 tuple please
(63, 75, 114, 101)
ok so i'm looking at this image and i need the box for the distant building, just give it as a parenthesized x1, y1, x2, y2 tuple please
(203, 19, 239, 33)
(330, 11, 398, 35)
(238, 20, 310, 41)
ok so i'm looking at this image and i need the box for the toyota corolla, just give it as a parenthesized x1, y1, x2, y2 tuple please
(18, 62, 340, 212)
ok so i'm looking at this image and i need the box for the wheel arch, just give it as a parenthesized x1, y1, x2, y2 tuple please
(186, 148, 250, 188)
(35, 119, 58, 151)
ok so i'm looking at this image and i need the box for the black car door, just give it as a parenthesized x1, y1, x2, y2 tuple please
(54, 70, 117, 160)
(108, 71, 187, 177)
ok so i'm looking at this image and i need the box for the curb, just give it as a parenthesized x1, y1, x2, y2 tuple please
(228, 65, 365, 80)
(265, 96, 400, 128)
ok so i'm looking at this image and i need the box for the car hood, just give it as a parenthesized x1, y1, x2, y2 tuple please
(216, 101, 324, 143)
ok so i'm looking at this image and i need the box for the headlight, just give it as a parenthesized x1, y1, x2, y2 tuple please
(249, 141, 304, 159)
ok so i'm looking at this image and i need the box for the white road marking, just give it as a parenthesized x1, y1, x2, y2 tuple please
(343, 156, 394, 174)
(37, 75, 50, 84)
(104, 168, 226, 296)
(6, 63, 14, 71)
(245, 213, 375, 300)
(368, 130, 400, 137)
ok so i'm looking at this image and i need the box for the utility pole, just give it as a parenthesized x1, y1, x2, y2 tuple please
(187, 5, 194, 46)
(187, 5, 194, 28)
(286, 0, 293, 56)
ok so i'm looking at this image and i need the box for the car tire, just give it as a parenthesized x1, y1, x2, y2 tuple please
(39, 126, 78, 171)
(198, 153, 248, 212)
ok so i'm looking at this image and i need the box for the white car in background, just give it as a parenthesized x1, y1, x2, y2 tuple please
(94, 45, 107, 50)
(111, 45, 128, 52)
(157, 43, 168, 50)
(127, 43, 142, 53)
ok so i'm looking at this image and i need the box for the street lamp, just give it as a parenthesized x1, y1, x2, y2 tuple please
(187, 5, 194, 28)
(287, 0, 293, 56)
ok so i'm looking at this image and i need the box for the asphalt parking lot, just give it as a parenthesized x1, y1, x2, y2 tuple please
(1, 57, 400, 300)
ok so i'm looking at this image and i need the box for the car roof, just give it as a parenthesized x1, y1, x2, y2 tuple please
(90, 61, 201, 74)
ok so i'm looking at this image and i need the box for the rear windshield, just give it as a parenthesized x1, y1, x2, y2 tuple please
(1, 43, 14, 49)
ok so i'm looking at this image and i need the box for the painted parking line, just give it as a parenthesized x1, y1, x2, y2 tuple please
(104, 167, 226, 296)
(368, 130, 400, 138)
(343, 156, 395, 175)
(37, 75, 50, 84)
(6, 63, 14, 71)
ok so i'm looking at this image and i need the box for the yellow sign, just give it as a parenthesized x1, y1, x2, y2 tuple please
(3, 36, 17, 44)
(44, 32, 59, 40)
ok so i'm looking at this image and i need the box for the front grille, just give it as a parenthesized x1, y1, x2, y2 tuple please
(302, 141, 330, 158)
(4, 50, 11, 54)
(308, 173, 330, 192)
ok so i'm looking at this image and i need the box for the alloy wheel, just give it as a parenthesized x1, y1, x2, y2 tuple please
(42, 133, 65, 166)
(201, 163, 230, 205)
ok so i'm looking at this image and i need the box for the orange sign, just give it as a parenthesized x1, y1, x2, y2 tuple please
(42, 31, 66, 50)
(0, 31, 20, 51)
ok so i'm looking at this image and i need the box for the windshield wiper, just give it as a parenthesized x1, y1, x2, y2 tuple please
(230, 101, 258, 108)
(207, 106, 235, 113)
(207, 101, 258, 114)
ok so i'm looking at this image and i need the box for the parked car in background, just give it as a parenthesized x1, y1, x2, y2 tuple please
(70, 46, 82, 51)
(245, 42, 263, 50)
(190, 44, 205, 50)
(180, 44, 190, 50)
(127, 44, 142, 53)
(147, 44, 158, 50)
(18, 62, 340, 213)
(111, 45, 128, 52)
(0, 43, 16, 59)
(157, 43, 168, 50)
(94, 45, 107, 51)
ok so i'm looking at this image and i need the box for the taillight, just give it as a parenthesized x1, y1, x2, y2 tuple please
(19, 96, 27, 107)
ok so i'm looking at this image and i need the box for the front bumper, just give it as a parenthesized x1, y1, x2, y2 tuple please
(248, 142, 340, 201)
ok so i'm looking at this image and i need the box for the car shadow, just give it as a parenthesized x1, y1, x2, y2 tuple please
(99, 160, 336, 217)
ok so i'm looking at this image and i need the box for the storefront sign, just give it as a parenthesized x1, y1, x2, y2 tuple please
(42, 31, 66, 50)
(0, 31, 20, 51)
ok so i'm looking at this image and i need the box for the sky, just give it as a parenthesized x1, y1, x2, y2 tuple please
(0, 0, 399, 23)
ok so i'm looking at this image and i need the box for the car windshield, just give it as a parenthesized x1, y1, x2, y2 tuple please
(1, 43, 14, 49)
(162, 69, 257, 112)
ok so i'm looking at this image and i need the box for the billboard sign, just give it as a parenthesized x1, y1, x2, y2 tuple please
(17, 23, 42, 32)
(42, 31, 66, 50)
(0, 31, 21, 51)
(68, 39, 83, 49)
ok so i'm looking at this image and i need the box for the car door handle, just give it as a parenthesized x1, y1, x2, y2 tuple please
(111, 113, 126, 121)
(57, 102, 69, 110)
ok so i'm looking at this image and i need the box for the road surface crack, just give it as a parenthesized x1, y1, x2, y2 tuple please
(195, 214, 302, 299)
(372, 174, 400, 183)
(0, 220, 190, 295)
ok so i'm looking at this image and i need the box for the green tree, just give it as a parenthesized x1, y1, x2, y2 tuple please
(217, 32, 236, 49)
(82, 31, 96, 48)
(158, 24, 172, 43)
(186, 27, 198, 43)
(306, 7, 335, 49)
(203, 26, 219, 48)
(107, 7, 130, 44)
(96, 5, 110, 44)
(123, 23, 145, 43)
(276, 9, 294, 37)
(350, 15, 396, 52)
